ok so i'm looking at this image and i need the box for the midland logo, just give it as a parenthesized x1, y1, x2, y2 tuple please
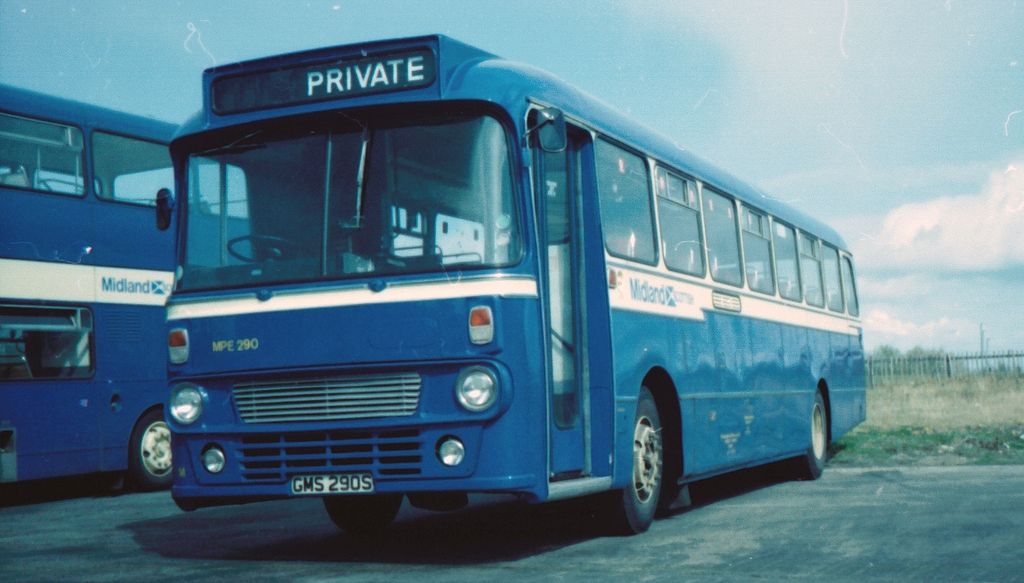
(627, 277, 696, 309)
(101, 277, 167, 296)
(629, 278, 677, 307)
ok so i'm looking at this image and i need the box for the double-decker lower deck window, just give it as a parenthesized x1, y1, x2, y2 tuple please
(0, 112, 84, 195)
(0, 305, 92, 380)
(179, 110, 519, 290)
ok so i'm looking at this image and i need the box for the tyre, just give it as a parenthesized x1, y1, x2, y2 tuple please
(323, 494, 403, 536)
(127, 408, 173, 491)
(796, 391, 828, 480)
(605, 387, 663, 535)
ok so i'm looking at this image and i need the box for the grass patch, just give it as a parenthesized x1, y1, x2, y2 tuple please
(865, 376, 1024, 429)
(829, 376, 1024, 466)
(830, 425, 1024, 467)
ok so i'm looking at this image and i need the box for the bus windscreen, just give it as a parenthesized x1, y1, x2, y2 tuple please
(180, 112, 519, 291)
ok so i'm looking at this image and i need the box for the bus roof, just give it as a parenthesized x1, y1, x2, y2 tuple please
(180, 35, 848, 250)
(0, 84, 176, 143)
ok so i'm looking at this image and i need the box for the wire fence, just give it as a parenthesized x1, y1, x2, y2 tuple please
(867, 351, 1024, 386)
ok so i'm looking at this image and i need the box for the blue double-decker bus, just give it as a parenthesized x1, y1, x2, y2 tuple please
(1, 85, 176, 490)
(162, 36, 864, 534)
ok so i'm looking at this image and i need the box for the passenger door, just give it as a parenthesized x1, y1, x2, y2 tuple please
(535, 125, 590, 478)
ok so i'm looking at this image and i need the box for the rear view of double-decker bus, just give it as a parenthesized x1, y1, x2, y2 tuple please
(163, 35, 864, 535)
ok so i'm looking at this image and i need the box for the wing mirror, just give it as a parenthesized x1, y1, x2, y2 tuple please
(528, 107, 567, 153)
(156, 188, 174, 231)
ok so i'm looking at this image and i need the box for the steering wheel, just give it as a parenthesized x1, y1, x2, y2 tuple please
(226, 235, 299, 263)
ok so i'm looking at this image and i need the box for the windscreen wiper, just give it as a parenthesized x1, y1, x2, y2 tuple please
(197, 130, 265, 156)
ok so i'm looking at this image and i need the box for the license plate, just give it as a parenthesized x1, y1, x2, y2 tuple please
(289, 473, 374, 495)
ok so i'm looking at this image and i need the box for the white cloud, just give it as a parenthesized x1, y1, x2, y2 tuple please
(856, 268, 1024, 352)
(759, 160, 998, 203)
(862, 308, 973, 351)
(858, 273, 937, 301)
(854, 163, 1024, 271)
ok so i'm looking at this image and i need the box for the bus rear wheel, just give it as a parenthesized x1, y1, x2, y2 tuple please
(605, 387, 663, 535)
(323, 494, 403, 536)
(796, 391, 828, 480)
(127, 409, 173, 491)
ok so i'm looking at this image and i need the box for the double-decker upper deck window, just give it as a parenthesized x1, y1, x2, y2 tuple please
(773, 222, 802, 302)
(656, 167, 704, 276)
(596, 140, 656, 264)
(742, 208, 775, 295)
(178, 109, 519, 291)
(0, 112, 84, 196)
(799, 232, 824, 307)
(841, 256, 860, 317)
(92, 132, 173, 205)
(822, 244, 845, 313)
(703, 189, 742, 286)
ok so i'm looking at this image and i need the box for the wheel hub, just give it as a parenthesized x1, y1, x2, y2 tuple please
(632, 416, 662, 503)
(141, 421, 172, 476)
(811, 404, 826, 461)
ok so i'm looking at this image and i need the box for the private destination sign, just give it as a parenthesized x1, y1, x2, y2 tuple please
(212, 48, 437, 114)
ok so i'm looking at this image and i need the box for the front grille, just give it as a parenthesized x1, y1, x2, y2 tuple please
(237, 429, 423, 482)
(233, 372, 421, 424)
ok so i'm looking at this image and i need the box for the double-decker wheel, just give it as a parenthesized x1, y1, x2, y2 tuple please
(323, 494, 403, 536)
(606, 387, 663, 535)
(127, 409, 173, 491)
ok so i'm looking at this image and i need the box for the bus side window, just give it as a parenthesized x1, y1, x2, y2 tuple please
(841, 256, 860, 316)
(822, 244, 844, 312)
(799, 232, 824, 307)
(703, 189, 742, 287)
(656, 167, 704, 277)
(742, 208, 775, 294)
(595, 139, 656, 264)
(773, 221, 802, 302)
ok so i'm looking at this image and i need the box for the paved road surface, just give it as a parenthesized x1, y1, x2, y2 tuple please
(2, 465, 1023, 582)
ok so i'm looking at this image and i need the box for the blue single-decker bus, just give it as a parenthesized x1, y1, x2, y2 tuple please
(162, 35, 865, 534)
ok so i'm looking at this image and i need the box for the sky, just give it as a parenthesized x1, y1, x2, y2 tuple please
(2, 0, 1023, 353)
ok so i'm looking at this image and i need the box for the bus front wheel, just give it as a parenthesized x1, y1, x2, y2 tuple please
(605, 387, 663, 535)
(127, 408, 173, 491)
(323, 494, 403, 536)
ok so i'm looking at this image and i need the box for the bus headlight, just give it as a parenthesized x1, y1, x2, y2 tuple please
(455, 367, 498, 412)
(170, 383, 204, 425)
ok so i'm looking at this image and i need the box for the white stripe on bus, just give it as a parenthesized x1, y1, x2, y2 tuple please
(0, 258, 173, 306)
(167, 276, 539, 320)
(608, 264, 861, 337)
